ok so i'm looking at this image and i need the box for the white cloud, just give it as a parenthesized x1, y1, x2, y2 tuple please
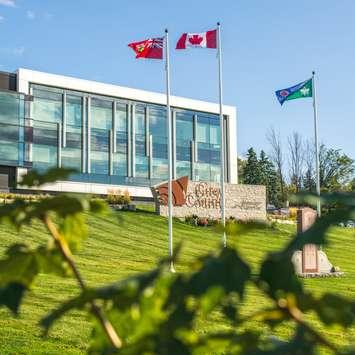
(26, 10, 35, 20)
(0, 0, 15, 7)
(0, 15, 4, 22)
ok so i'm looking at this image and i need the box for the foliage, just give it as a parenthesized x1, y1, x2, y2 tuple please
(243, 148, 281, 206)
(0, 168, 354, 354)
(185, 214, 220, 227)
(259, 150, 281, 207)
(107, 189, 131, 205)
(237, 157, 246, 184)
(319, 144, 354, 191)
(243, 147, 262, 185)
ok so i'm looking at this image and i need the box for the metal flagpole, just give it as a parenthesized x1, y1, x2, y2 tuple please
(217, 22, 227, 247)
(165, 29, 175, 272)
(312, 71, 321, 217)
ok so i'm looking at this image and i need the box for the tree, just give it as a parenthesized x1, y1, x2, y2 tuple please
(243, 147, 261, 185)
(288, 132, 305, 192)
(237, 157, 246, 183)
(266, 127, 286, 202)
(319, 144, 354, 191)
(303, 139, 315, 192)
(259, 150, 280, 206)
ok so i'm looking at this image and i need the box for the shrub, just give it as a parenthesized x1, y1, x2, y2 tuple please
(106, 189, 131, 205)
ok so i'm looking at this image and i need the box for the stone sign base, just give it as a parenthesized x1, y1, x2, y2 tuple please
(152, 180, 266, 221)
(291, 207, 343, 278)
(292, 250, 343, 277)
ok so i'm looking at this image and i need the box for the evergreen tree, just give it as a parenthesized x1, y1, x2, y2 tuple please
(259, 150, 280, 207)
(243, 148, 261, 185)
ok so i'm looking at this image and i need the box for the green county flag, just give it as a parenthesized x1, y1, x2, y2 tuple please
(275, 78, 313, 105)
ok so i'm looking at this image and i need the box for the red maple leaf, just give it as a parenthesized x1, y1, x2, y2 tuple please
(188, 34, 203, 45)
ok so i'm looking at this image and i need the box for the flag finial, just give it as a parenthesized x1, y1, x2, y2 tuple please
(217, 22, 220, 26)
(165, 28, 168, 33)
(312, 70, 315, 75)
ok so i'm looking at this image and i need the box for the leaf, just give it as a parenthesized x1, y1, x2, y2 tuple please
(58, 214, 88, 252)
(314, 293, 355, 327)
(36, 246, 71, 278)
(187, 247, 251, 298)
(258, 253, 303, 300)
(40, 267, 164, 332)
(0, 283, 26, 315)
(19, 167, 77, 187)
(285, 206, 354, 254)
(0, 244, 39, 288)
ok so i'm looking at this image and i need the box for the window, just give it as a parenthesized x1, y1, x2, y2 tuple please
(32, 88, 62, 124)
(62, 95, 82, 170)
(113, 103, 128, 176)
(90, 98, 112, 175)
(149, 107, 168, 180)
(175, 111, 193, 179)
(195, 114, 221, 182)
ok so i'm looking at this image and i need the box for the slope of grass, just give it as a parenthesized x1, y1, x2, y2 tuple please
(0, 207, 354, 354)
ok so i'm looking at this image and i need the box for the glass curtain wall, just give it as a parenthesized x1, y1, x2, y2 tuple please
(31, 87, 60, 171)
(175, 111, 193, 179)
(114, 103, 128, 176)
(27, 84, 224, 186)
(149, 106, 168, 180)
(0, 91, 24, 165)
(195, 114, 221, 182)
(134, 105, 148, 178)
(62, 95, 82, 170)
(90, 98, 111, 175)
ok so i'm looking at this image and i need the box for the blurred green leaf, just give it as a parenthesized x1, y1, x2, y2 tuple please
(0, 244, 39, 288)
(0, 283, 26, 315)
(314, 293, 355, 327)
(258, 253, 303, 300)
(19, 168, 76, 187)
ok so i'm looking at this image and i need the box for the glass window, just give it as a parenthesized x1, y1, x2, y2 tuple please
(113, 103, 128, 176)
(91, 98, 112, 130)
(195, 114, 221, 182)
(149, 106, 168, 180)
(135, 105, 148, 178)
(116, 103, 127, 132)
(90, 98, 112, 175)
(32, 88, 62, 124)
(149, 107, 166, 137)
(62, 95, 82, 171)
(175, 111, 193, 179)
(0, 91, 22, 125)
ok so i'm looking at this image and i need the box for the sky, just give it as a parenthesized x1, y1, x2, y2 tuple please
(0, 0, 354, 160)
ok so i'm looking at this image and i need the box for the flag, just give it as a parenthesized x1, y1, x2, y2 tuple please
(176, 29, 217, 49)
(275, 78, 313, 105)
(128, 37, 164, 59)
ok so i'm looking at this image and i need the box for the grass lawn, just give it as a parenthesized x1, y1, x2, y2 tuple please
(0, 206, 354, 354)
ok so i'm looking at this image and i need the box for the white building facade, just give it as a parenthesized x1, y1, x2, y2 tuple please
(0, 68, 237, 198)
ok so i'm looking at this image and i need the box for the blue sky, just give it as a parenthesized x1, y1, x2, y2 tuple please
(0, 0, 354, 159)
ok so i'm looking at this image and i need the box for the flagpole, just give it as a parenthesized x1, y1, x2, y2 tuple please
(217, 22, 226, 247)
(312, 71, 321, 217)
(165, 29, 175, 272)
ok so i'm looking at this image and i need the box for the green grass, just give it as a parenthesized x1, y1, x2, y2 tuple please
(0, 207, 354, 354)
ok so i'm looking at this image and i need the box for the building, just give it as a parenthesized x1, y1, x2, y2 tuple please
(0, 68, 237, 199)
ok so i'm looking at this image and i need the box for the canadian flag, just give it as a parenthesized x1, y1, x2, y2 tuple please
(176, 29, 217, 49)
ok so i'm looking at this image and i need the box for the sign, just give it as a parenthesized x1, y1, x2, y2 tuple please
(151, 177, 266, 221)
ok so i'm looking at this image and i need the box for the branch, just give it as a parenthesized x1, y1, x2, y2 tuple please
(42, 214, 122, 349)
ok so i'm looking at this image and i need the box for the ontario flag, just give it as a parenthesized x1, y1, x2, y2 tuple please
(176, 29, 217, 49)
(128, 37, 164, 59)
